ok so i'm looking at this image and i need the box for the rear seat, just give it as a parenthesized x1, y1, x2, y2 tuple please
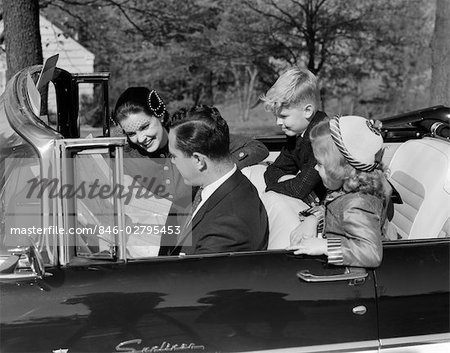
(387, 137, 450, 239)
(241, 163, 308, 249)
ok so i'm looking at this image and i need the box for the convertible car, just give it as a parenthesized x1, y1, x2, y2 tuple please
(0, 66, 449, 353)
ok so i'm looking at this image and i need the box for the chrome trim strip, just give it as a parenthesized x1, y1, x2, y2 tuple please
(0, 272, 39, 281)
(380, 333, 450, 348)
(240, 334, 450, 353)
(56, 137, 127, 149)
(57, 141, 71, 266)
(242, 340, 379, 353)
(55, 143, 67, 266)
(114, 144, 126, 261)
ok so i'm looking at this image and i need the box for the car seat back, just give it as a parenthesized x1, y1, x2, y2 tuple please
(388, 137, 450, 239)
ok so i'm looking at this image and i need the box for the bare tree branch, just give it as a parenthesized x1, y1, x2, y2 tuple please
(102, 0, 150, 38)
(48, 2, 89, 25)
(243, 0, 293, 27)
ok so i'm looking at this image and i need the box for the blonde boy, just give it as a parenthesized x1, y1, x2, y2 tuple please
(261, 67, 327, 204)
(252, 67, 327, 249)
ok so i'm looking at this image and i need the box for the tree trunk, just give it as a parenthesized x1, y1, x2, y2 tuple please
(232, 64, 258, 122)
(243, 66, 258, 122)
(203, 70, 214, 106)
(4, 0, 43, 81)
(231, 65, 245, 121)
(430, 0, 450, 106)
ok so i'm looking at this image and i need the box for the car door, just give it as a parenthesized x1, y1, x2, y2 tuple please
(375, 239, 450, 352)
(1, 251, 378, 353)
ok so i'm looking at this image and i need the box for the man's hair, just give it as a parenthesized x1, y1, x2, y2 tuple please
(261, 67, 320, 116)
(171, 105, 230, 161)
(310, 119, 386, 199)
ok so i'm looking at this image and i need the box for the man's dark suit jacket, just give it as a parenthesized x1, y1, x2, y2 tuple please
(264, 110, 328, 204)
(173, 169, 269, 255)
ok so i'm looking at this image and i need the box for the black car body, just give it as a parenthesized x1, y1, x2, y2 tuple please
(0, 66, 449, 353)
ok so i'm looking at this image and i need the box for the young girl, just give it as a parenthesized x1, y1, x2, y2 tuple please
(289, 115, 390, 268)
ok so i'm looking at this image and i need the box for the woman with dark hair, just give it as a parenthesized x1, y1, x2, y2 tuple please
(112, 87, 191, 207)
(113, 87, 170, 155)
(112, 87, 191, 257)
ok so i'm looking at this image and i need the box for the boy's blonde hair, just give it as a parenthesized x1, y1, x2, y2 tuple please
(261, 67, 320, 115)
(310, 119, 386, 199)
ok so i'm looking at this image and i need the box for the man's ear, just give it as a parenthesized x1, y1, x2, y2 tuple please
(304, 104, 314, 120)
(192, 152, 207, 171)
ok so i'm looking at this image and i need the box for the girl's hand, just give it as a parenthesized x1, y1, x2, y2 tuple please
(289, 237, 327, 256)
(289, 215, 318, 246)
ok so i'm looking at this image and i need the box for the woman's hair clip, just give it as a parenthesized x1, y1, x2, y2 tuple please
(109, 116, 118, 126)
(147, 90, 166, 119)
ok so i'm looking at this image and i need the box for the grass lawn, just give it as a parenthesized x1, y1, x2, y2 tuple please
(215, 101, 281, 137)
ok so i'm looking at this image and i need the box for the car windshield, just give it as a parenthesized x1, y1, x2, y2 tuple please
(0, 68, 59, 266)
(0, 93, 49, 262)
(0, 66, 165, 266)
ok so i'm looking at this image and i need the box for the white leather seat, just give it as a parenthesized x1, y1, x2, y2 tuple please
(241, 164, 309, 249)
(388, 137, 450, 239)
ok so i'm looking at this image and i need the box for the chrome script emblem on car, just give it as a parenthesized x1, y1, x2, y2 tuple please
(115, 339, 205, 352)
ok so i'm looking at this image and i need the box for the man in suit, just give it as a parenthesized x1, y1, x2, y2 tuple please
(167, 105, 269, 255)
